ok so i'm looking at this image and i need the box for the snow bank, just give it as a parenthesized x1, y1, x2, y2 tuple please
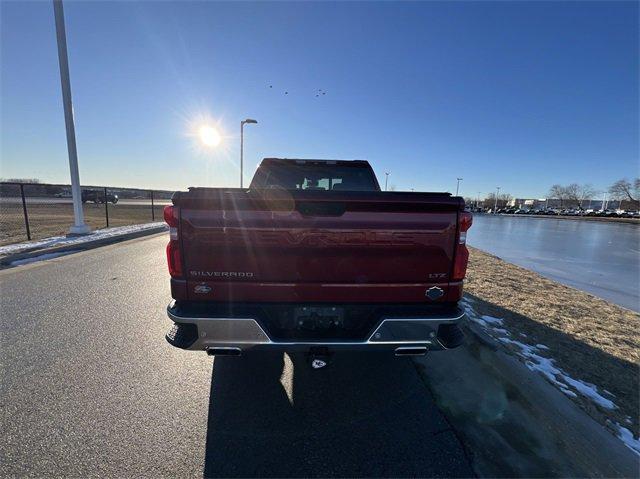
(0, 223, 167, 256)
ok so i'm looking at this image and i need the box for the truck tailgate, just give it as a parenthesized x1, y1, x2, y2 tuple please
(175, 190, 461, 301)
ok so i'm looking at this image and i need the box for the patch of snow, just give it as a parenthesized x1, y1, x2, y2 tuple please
(468, 313, 506, 331)
(0, 236, 67, 255)
(499, 337, 540, 354)
(461, 301, 481, 322)
(535, 343, 549, 350)
(560, 388, 578, 398)
(10, 251, 75, 266)
(519, 333, 528, 338)
(0, 223, 167, 256)
(490, 328, 510, 336)
(524, 358, 565, 387)
(499, 337, 618, 411)
(467, 314, 484, 325)
(615, 423, 640, 456)
(480, 315, 503, 325)
(561, 375, 617, 410)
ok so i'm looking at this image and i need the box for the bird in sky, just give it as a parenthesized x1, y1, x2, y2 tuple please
(267, 85, 327, 97)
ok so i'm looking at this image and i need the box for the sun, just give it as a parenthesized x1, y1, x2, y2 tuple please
(198, 125, 221, 147)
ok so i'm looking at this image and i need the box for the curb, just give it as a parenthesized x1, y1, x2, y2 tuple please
(0, 225, 167, 268)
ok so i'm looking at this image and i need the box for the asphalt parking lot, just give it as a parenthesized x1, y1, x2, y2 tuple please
(0, 234, 473, 477)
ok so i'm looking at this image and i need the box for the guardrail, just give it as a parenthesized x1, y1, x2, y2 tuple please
(0, 182, 174, 246)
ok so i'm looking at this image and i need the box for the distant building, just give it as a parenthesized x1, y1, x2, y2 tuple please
(507, 198, 549, 209)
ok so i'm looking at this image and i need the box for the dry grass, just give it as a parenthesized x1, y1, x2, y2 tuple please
(465, 247, 639, 436)
(0, 203, 165, 246)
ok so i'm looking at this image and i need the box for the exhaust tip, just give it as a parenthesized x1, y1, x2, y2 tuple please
(395, 346, 428, 356)
(206, 347, 242, 357)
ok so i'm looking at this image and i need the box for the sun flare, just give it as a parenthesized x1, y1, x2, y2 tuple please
(198, 125, 221, 147)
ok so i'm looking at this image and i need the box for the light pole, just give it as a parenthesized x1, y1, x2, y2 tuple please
(494, 186, 501, 213)
(477, 191, 481, 209)
(240, 119, 257, 188)
(384, 172, 390, 191)
(53, 0, 90, 235)
(455, 177, 463, 196)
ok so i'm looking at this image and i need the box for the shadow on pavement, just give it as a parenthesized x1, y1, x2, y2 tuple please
(203, 351, 473, 478)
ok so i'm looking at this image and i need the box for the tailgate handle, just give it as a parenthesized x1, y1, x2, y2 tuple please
(296, 202, 346, 216)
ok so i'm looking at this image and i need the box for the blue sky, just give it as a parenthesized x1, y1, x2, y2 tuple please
(1, 1, 638, 198)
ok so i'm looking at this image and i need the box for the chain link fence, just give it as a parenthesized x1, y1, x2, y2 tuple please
(0, 182, 173, 246)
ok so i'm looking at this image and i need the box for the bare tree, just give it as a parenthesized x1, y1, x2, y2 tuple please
(482, 193, 496, 209)
(609, 178, 639, 208)
(566, 183, 596, 210)
(548, 184, 569, 207)
(548, 183, 595, 209)
(483, 192, 512, 209)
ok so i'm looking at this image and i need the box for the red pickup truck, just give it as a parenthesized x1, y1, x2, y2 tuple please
(164, 158, 472, 365)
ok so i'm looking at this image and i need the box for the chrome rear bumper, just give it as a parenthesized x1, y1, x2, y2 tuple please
(166, 301, 465, 353)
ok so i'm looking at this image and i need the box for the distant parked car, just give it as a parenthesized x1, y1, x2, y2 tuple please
(54, 191, 72, 198)
(614, 209, 632, 218)
(81, 190, 118, 204)
(597, 209, 616, 217)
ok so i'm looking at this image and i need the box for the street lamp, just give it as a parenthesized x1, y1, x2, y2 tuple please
(53, 0, 90, 235)
(384, 172, 390, 191)
(240, 119, 257, 188)
(455, 177, 463, 196)
(494, 186, 501, 213)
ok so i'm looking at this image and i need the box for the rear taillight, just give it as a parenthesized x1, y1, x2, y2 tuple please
(452, 211, 473, 281)
(164, 205, 182, 278)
